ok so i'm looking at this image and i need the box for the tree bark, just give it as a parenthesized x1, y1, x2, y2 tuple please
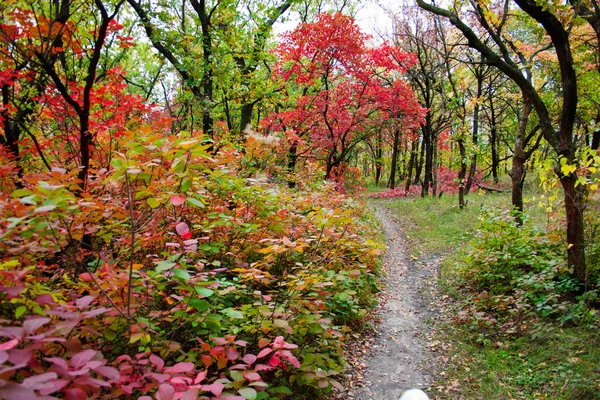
(389, 128, 401, 189)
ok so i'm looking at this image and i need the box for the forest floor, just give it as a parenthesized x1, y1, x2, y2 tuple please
(338, 201, 444, 400)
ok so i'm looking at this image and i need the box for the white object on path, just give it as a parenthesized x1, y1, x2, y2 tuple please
(399, 388, 430, 400)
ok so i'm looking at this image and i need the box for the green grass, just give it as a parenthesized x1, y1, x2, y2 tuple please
(377, 191, 600, 400)
(380, 191, 508, 257)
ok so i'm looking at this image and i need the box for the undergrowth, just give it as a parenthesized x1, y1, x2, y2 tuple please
(0, 130, 384, 399)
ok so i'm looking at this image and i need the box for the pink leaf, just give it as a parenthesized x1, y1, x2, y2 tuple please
(164, 361, 194, 373)
(82, 307, 109, 318)
(175, 222, 190, 236)
(242, 354, 257, 365)
(211, 337, 228, 345)
(201, 382, 224, 396)
(74, 376, 111, 387)
(45, 356, 69, 370)
(22, 372, 58, 388)
(156, 383, 175, 400)
(8, 348, 32, 365)
(254, 364, 275, 372)
(0, 383, 37, 400)
(180, 389, 199, 400)
(243, 371, 261, 381)
(256, 348, 271, 359)
(170, 195, 186, 206)
(23, 317, 51, 334)
(0, 328, 24, 339)
(71, 349, 96, 369)
(149, 353, 165, 369)
(38, 379, 69, 395)
(226, 347, 239, 361)
(280, 350, 300, 368)
(193, 371, 206, 384)
(85, 360, 105, 369)
(75, 295, 94, 308)
(0, 351, 8, 364)
(0, 338, 19, 351)
(94, 366, 119, 379)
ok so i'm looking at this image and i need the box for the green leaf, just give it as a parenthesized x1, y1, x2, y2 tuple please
(203, 318, 221, 332)
(195, 287, 214, 298)
(155, 261, 176, 272)
(103, 329, 117, 340)
(11, 189, 33, 197)
(337, 292, 350, 301)
(173, 268, 191, 280)
(239, 387, 257, 400)
(230, 370, 244, 382)
(190, 299, 209, 311)
(147, 198, 160, 208)
(186, 197, 205, 208)
(222, 308, 244, 319)
(15, 305, 27, 319)
(181, 178, 193, 192)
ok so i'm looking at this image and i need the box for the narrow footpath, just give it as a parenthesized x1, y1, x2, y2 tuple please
(342, 202, 440, 399)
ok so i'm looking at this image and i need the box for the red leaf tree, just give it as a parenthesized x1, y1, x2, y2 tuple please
(264, 12, 425, 187)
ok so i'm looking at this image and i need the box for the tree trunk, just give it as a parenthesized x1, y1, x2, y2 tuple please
(287, 143, 297, 189)
(560, 173, 587, 283)
(510, 95, 532, 224)
(458, 138, 467, 209)
(421, 120, 434, 197)
(405, 140, 416, 193)
(389, 128, 401, 189)
(375, 133, 383, 186)
(415, 135, 424, 185)
(240, 102, 254, 135)
(465, 71, 483, 193)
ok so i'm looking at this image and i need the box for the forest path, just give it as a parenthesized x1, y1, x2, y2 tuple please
(343, 201, 440, 400)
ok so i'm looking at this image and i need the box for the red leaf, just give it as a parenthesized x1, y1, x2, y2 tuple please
(170, 195, 185, 206)
(268, 356, 280, 367)
(8, 348, 33, 365)
(65, 387, 87, 400)
(94, 365, 119, 380)
(0, 338, 19, 351)
(79, 273, 94, 282)
(164, 361, 194, 373)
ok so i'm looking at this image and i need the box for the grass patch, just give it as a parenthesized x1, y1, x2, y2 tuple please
(378, 191, 600, 400)
(379, 191, 507, 257)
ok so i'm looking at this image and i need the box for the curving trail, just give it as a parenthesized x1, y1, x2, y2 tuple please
(346, 201, 439, 399)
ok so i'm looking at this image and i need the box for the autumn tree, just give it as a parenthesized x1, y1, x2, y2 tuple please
(417, 0, 587, 281)
(265, 12, 423, 185)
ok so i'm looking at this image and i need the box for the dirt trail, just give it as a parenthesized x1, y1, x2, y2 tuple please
(348, 202, 439, 400)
